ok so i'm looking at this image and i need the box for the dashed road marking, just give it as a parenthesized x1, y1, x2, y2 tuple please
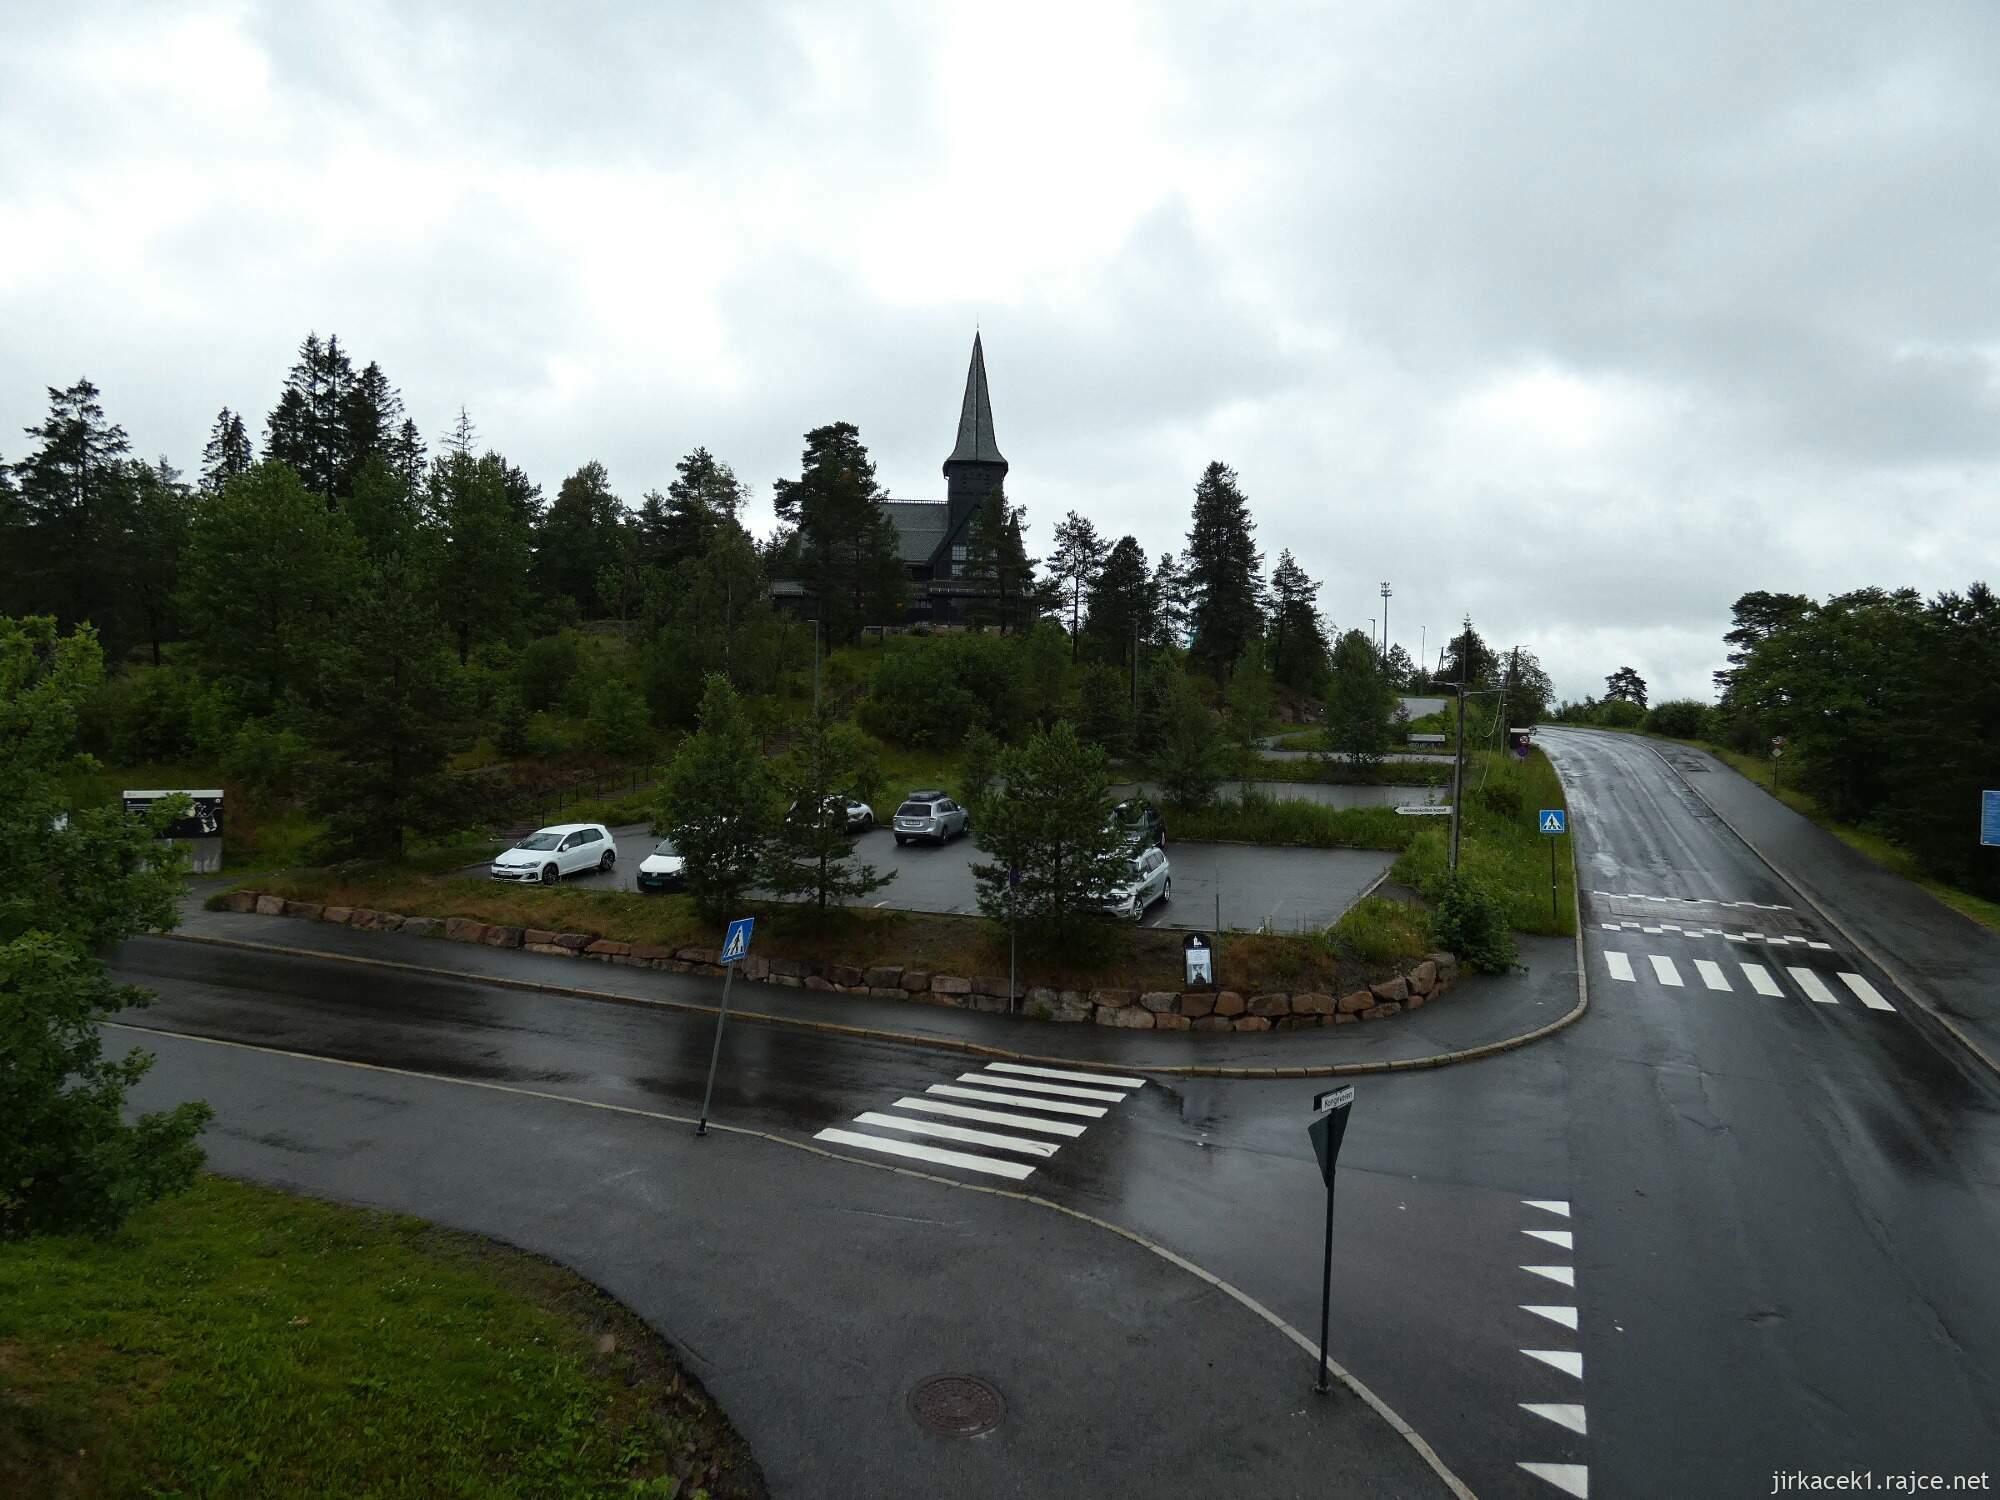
(1521, 1403, 1588, 1436)
(1838, 973, 1895, 1012)
(1521, 1348, 1584, 1379)
(928, 1084, 1106, 1118)
(954, 1071, 1129, 1103)
(1521, 1199, 1570, 1217)
(1519, 1460, 1591, 1496)
(1522, 1304, 1580, 1330)
(1648, 954, 1683, 987)
(1523, 1228, 1573, 1250)
(1604, 951, 1635, 983)
(1740, 963, 1783, 997)
(1788, 967, 1839, 1005)
(814, 1127, 1036, 1180)
(1522, 1265, 1575, 1287)
(1693, 959, 1731, 991)
(987, 1062, 1148, 1088)
(891, 1096, 1086, 1137)
(817, 1070, 1146, 1181)
(851, 1111, 1058, 1157)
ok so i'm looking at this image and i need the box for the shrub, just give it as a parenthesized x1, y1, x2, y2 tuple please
(1430, 874, 1517, 973)
(1594, 699, 1645, 729)
(1644, 699, 1713, 739)
(220, 717, 311, 803)
(587, 677, 652, 759)
(516, 634, 581, 712)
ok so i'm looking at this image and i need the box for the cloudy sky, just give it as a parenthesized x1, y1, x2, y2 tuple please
(5, 1, 1996, 701)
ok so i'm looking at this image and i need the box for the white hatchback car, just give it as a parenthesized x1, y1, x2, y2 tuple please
(490, 823, 616, 884)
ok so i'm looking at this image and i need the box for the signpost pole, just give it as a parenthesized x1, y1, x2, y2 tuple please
(696, 917, 754, 1138)
(1550, 834, 1559, 924)
(1314, 1167, 1336, 1394)
(1305, 1084, 1355, 1396)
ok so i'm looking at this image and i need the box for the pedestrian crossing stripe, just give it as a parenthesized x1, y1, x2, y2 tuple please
(1598, 949, 1896, 1013)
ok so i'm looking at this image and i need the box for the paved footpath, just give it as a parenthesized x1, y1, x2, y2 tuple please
(167, 905, 1581, 1075)
(1644, 737, 2000, 1075)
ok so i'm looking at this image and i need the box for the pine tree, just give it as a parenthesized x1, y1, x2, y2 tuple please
(761, 706, 895, 916)
(13, 379, 135, 649)
(657, 674, 774, 920)
(771, 423, 905, 642)
(1083, 535, 1152, 667)
(1149, 549, 1192, 649)
(963, 488, 1036, 634)
(263, 332, 355, 501)
(428, 447, 535, 664)
(126, 458, 193, 667)
(1267, 549, 1330, 692)
(1440, 618, 1499, 687)
(199, 408, 253, 492)
(340, 360, 407, 496)
(533, 460, 628, 616)
(1184, 461, 1265, 680)
(1324, 628, 1397, 768)
(1048, 511, 1108, 659)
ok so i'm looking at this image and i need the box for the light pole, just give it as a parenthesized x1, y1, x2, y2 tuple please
(1379, 581, 1392, 660)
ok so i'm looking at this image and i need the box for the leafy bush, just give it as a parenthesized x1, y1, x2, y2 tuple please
(80, 666, 234, 765)
(516, 634, 581, 712)
(1168, 790, 1414, 850)
(1594, 699, 1645, 729)
(220, 717, 311, 803)
(1644, 699, 1713, 739)
(587, 677, 652, 759)
(1429, 874, 1517, 973)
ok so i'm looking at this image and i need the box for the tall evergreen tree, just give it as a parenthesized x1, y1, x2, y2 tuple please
(1266, 549, 1330, 692)
(1083, 535, 1153, 667)
(533, 460, 627, 615)
(428, 447, 535, 664)
(761, 706, 895, 916)
(1149, 548, 1192, 649)
(1183, 461, 1264, 680)
(1323, 627, 1397, 768)
(199, 408, 253, 493)
(657, 674, 774, 920)
(126, 458, 193, 667)
(963, 488, 1037, 634)
(1048, 511, 1108, 659)
(1439, 618, 1499, 687)
(12, 379, 135, 650)
(263, 332, 355, 500)
(771, 422, 905, 642)
(340, 360, 408, 495)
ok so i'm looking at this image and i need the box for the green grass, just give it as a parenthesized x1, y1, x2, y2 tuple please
(1390, 750, 1577, 937)
(1244, 754, 1453, 787)
(1166, 795, 1418, 851)
(1330, 894, 1433, 966)
(0, 1176, 760, 1499)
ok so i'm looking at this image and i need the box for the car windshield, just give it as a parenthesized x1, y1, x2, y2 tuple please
(896, 803, 932, 819)
(514, 833, 561, 851)
(652, 839, 677, 857)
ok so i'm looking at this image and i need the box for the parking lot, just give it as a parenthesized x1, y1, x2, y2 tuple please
(475, 823, 1396, 935)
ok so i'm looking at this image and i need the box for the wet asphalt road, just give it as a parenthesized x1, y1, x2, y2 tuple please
(112, 729, 2000, 1498)
(498, 824, 1397, 935)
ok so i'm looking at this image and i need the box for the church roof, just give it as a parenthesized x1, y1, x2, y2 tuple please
(880, 499, 950, 563)
(944, 333, 1006, 469)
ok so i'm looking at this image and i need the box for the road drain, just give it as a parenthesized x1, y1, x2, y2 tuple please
(910, 1374, 1005, 1436)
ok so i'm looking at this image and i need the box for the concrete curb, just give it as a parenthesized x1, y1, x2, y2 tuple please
(158, 927, 1586, 1080)
(108, 1018, 1476, 1499)
(1641, 737, 2000, 1083)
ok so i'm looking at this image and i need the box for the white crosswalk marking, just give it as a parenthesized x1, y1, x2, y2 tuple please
(814, 1127, 1037, 1179)
(1519, 1461, 1590, 1497)
(1838, 973, 1895, 1012)
(851, 1111, 1058, 1157)
(1788, 967, 1839, 1005)
(1522, 1265, 1575, 1287)
(928, 1084, 1106, 1117)
(1604, 951, 1635, 982)
(1648, 954, 1683, 987)
(1693, 959, 1731, 991)
(985, 1062, 1147, 1088)
(1740, 963, 1782, 997)
(890, 1096, 1087, 1137)
(956, 1072, 1129, 1104)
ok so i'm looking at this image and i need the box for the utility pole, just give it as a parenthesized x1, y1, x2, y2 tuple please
(812, 619, 823, 715)
(1420, 625, 1427, 688)
(1379, 581, 1392, 660)
(1449, 615, 1469, 875)
(1131, 618, 1140, 721)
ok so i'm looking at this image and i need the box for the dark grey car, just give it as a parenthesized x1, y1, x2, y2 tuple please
(1107, 797, 1167, 849)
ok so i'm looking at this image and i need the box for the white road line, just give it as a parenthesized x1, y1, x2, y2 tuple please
(892, 1097, 1086, 1137)
(987, 1062, 1147, 1088)
(1808, 941, 1833, 951)
(1693, 959, 1731, 992)
(813, 1127, 1036, 1180)
(1522, 1228, 1573, 1249)
(1599, 923, 1619, 932)
(1521, 1199, 1570, 1217)
(1518, 1461, 1590, 1497)
(1788, 967, 1840, 1005)
(852, 1111, 1059, 1157)
(1521, 1349, 1584, 1379)
(1521, 1265, 1575, 1287)
(1838, 973, 1896, 1012)
(957, 1072, 1129, 1104)
(1604, 951, 1635, 983)
(1522, 1304, 1580, 1330)
(1742, 931, 1764, 941)
(928, 1084, 1106, 1118)
(1641, 925, 1662, 934)
(1648, 954, 1683, 987)
(1740, 963, 1782, 997)
(1520, 1403, 1588, 1435)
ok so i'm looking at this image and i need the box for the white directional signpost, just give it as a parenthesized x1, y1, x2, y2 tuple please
(696, 917, 755, 1138)
(1540, 808, 1567, 924)
(1307, 1084, 1356, 1395)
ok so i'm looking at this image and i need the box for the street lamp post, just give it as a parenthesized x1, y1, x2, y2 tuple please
(1379, 582, 1392, 659)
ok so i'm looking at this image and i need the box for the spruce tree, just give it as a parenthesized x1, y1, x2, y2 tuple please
(1083, 535, 1153, 667)
(263, 332, 355, 500)
(1048, 510, 1108, 658)
(1267, 549, 1330, 692)
(126, 458, 193, 667)
(1323, 628, 1397, 768)
(1149, 549, 1192, 649)
(533, 460, 627, 616)
(13, 379, 135, 650)
(1183, 461, 1264, 679)
(964, 488, 1036, 634)
(429, 446, 535, 664)
(657, 674, 774, 920)
(761, 707, 895, 916)
(199, 408, 253, 492)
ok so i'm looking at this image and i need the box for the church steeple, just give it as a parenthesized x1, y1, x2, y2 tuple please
(942, 333, 1007, 541)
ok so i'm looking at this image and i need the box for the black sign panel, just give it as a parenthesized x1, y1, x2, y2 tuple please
(1182, 932, 1214, 987)
(1307, 1086, 1355, 1186)
(123, 791, 224, 840)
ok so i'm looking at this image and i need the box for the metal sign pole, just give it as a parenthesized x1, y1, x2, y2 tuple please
(695, 963, 734, 1137)
(1550, 835, 1559, 924)
(1306, 1084, 1355, 1396)
(1314, 1165, 1337, 1394)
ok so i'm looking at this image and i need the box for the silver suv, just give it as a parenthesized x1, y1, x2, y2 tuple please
(893, 792, 969, 846)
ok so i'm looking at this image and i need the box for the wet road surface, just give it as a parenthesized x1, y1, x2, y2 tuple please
(114, 727, 2000, 1498)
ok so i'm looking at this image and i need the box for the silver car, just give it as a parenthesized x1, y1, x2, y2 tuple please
(1100, 845, 1172, 921)
(892, 795, 969, 846)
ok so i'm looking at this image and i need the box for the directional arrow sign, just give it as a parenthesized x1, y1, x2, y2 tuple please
(1395, 805, 1452, 817)
(1539, 808, 1567, 835)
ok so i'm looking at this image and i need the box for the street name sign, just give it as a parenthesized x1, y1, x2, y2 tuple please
(1395, 804, 1452, 817)
(1983, 790, 2000, 849)
(1539, 808, 1567, 835)
(1307, 1086, 1355, 1187)
(721, 917, 755, 964)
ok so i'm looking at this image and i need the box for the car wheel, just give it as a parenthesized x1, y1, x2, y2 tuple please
(1161, 877, 1172, 902)
(541, 863, 558, 885)
(599, 849, 615, 872)
(895, 835, 908, 846)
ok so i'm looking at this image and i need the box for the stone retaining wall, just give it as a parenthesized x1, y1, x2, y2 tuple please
(219, 891, 1458, 1031)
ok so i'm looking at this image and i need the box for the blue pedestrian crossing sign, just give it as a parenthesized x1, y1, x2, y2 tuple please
(1539, 809, 1567, 835)
(1982, 791, 2000, 849)
(720, 917, 755, 964)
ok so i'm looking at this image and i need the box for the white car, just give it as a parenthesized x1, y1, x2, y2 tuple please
(490, 823, 616, 884)
(1100, 845, 1171, 922)
(636, 837, 686, 893)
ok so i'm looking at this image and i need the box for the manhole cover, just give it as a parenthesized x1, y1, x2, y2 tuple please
(909, 1374, 1005, 1436)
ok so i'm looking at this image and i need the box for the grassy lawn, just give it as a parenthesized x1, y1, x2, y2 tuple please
(1580, 725, 2000, 936)
(0, 1176, 760, 1500)
(1391, 749, 1577, 937)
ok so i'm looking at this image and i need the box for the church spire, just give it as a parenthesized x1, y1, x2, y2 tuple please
(943, 332, 1007, 471)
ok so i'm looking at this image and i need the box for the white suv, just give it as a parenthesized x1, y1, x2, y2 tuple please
(1100, 845, 1171, 921)
(490, 823, 616, 884)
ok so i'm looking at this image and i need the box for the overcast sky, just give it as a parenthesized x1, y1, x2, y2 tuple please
(5, 1, 1996, 701)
